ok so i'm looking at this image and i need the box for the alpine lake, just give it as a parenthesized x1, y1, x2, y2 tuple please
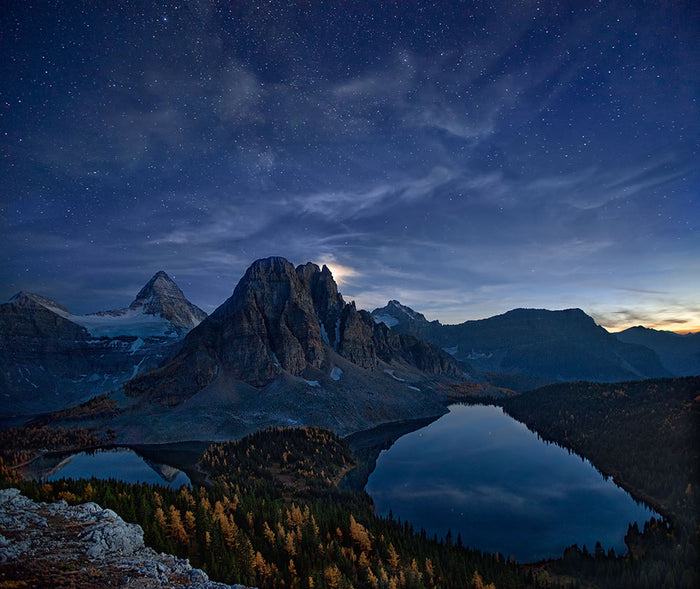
(34, 404, 656, 563)
(365, 404, 656, 562)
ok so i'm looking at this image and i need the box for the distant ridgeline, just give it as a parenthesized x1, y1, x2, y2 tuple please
(371, 300, 699, 387)
(3, 256, 697, 443)
(2, 258, 466, 441)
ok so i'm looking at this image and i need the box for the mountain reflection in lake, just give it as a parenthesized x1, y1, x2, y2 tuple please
(42, 448, 191, 489)
(366, 404, 656, 562)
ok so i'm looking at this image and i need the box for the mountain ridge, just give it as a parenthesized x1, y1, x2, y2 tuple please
(371, 301, 672, 384)
(84, 270, 207, 335)
(124, 257, 463, 406)
(615, 325, 700, 377)
(0, 272, 206, 423)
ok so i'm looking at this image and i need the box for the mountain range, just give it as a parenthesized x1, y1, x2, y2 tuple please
(112, 258, 462, 442)
(0, 271, 206, 424)
(1, 257, 697, 441)
(371, 300, 678, 387)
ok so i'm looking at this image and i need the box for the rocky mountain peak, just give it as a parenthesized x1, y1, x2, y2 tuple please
(129, 271, 207, 330)
(8, 291, 70, 314)
(127, 256, 463, 403)
(372, 299, 430, 327)
(1, 292, 88, 340)
(496, 307, 601, 336)
(297, 263, 345, 348)
(131, 270, 182, 307)
(196, 256, 327, 386)
(239, 256, 295, 283)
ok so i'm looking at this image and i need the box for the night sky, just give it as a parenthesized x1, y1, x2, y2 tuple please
(2, 1, 698, 332)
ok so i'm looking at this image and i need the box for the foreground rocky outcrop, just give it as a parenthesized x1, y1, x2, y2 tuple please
(0, 488, 251, 588)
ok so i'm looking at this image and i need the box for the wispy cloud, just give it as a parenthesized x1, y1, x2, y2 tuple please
(296, 166, 457, 221)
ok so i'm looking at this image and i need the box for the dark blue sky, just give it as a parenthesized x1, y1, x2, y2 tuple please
(2, 1, 698, 331)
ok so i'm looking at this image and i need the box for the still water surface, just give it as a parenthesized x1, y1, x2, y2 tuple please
(46, 448, 191, 489)
(366, 404, 655, 562)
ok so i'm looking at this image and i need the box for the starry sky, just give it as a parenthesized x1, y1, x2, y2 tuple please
(2, 1, 699, 332)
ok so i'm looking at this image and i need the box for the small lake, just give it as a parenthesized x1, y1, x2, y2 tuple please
(366, 404, 656, 562)
(44, 448, 191, 489)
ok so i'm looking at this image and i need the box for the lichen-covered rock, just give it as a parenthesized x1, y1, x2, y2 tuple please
(80, 508, 145, 557)
(0, 488, 253, 588)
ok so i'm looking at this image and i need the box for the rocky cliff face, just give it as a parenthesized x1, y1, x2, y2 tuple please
(337, 304, 381, 369)
(0, 488, 248, 588)
(125, 257, 463, 403)
(298, 262, 346, 349)
(119, 270, 207, 332)
(209, 257, 328, 384)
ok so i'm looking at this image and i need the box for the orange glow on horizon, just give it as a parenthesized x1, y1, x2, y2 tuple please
(671, 327, 700, 335)
(605, 321, 700, 335)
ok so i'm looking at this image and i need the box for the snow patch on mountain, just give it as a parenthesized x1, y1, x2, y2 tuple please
(371, 300, 430, 328)
(384, 369, 405, 382)
(319, 321, 330, 344)
(57, 308, 177, 338)
(373, 314, 399, 327)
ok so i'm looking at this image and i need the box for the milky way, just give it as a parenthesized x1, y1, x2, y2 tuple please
(2, 1, 698, 331)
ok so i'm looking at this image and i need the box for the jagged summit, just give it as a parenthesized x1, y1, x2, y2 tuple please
(3, 272, 206, 341)
(203, 256, 331, 384)
(125, 256, 462, 405)
(128, 270, 207, 329)
(372, 300, 430, 327)
(0, 272, 207, 419)
(85, 271, 207, 335)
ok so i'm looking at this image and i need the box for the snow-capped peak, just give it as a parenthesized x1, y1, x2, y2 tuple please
(6, 272, 207, 338)
(372, 300, 429, 326)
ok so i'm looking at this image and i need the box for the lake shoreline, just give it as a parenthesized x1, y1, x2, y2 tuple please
(364, 403, 658, 563)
